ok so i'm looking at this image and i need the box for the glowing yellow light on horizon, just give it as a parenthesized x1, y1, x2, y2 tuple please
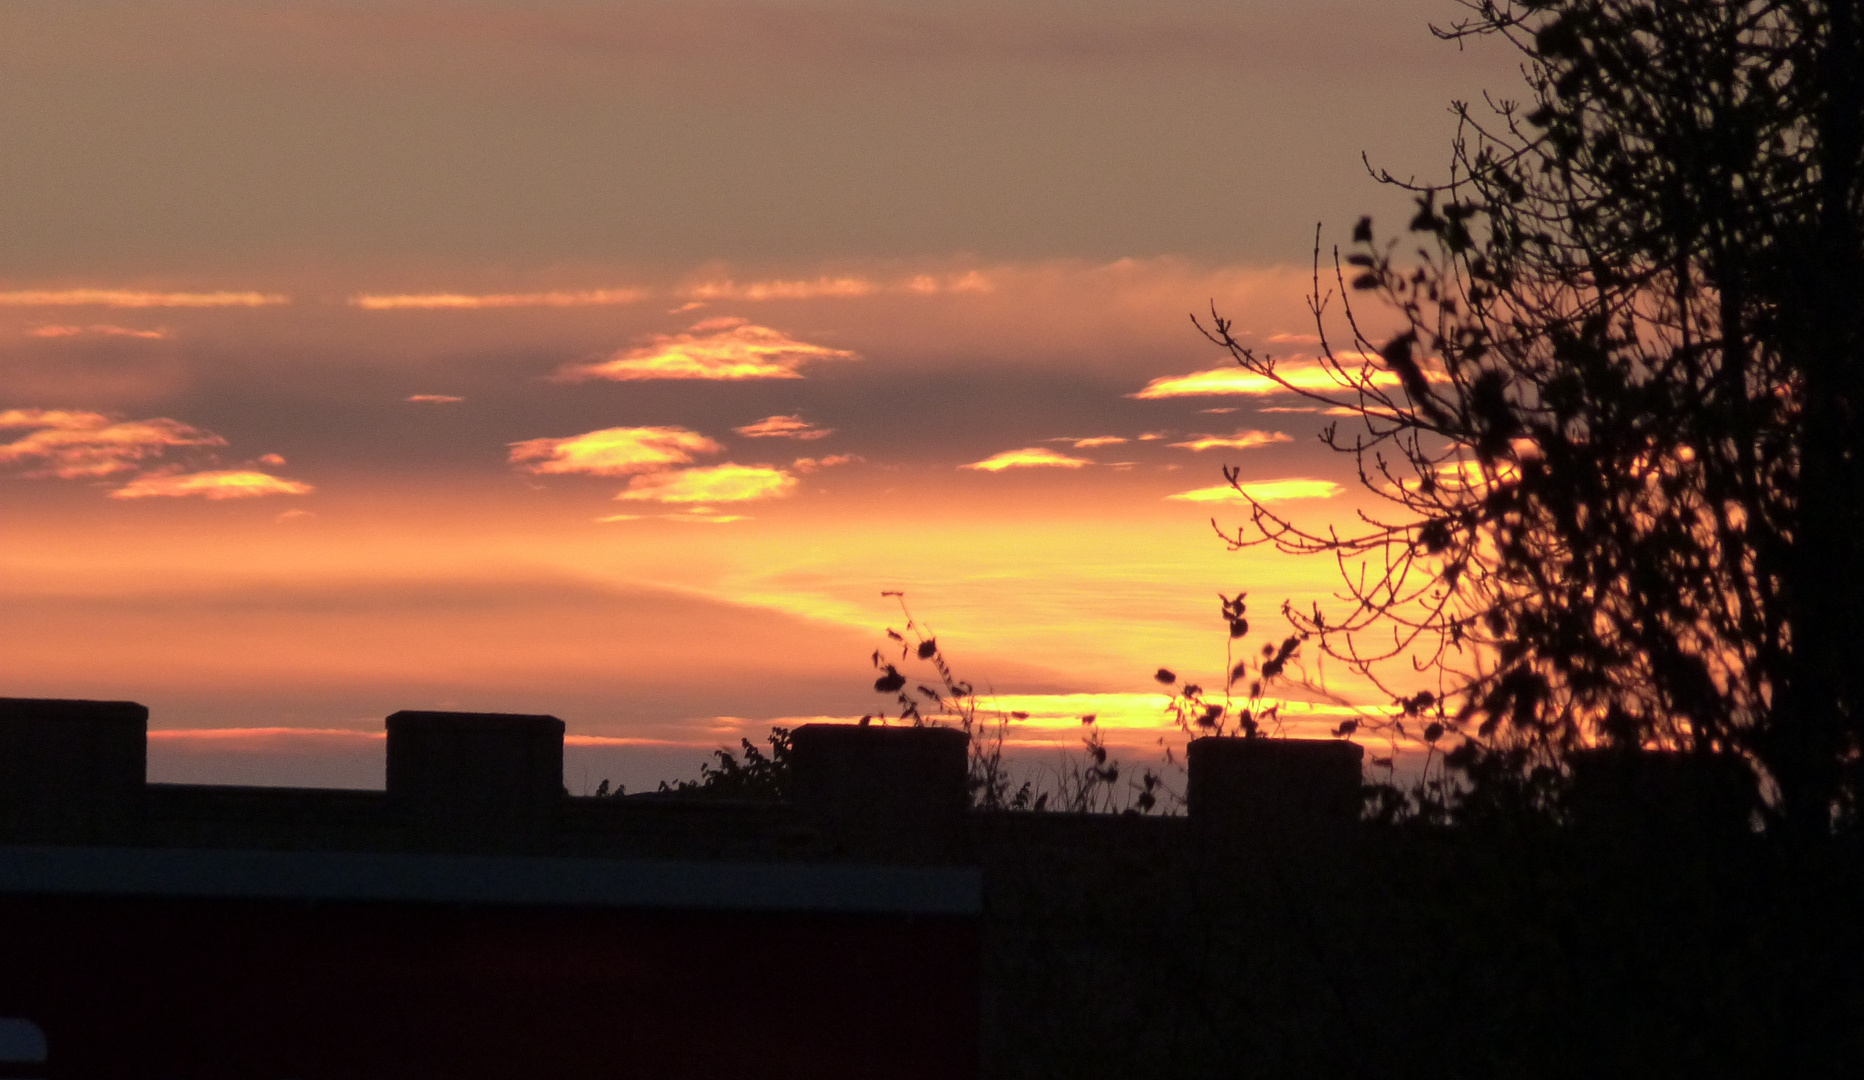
(1133, 362, 1401, 398)
(1167, 478, 1343, 503)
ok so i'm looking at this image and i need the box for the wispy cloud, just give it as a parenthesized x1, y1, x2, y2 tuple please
(615, 463, 798, 503)
(1169, 429, 1293, 452)
(555, 318, 857, 382)
(735, 414, 833, 440)
(0, 409, 224, 479)
(405, 394, 465, 404)
(685, 277, 877, 301)
(109, 469, 314, 500)
(791, 454, 862, 474)
(1167, 478, 1343, 503)
(682, 272, 991, 301)
(659, 510, 752, 524)
(0, 290, 287, 308)
(962, 447, 1093, 471)
(1133, 361, 1401, 398)
(1064, 435, 1127, 449)
(509, 426, 721, 477)
(28, 324, 169, 340)
(350, 288, 646, 310)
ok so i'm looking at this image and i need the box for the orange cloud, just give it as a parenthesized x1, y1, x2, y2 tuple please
(0, 409, 224, 479)
(791, 454, 862, 474)
(28, 324, 169, 339)
(735, 414, 833, 440)
(555, 318, 857, 382)
(1066, 436, 1127, 448)
(684, 278, 877, 301)
(1167, 478, 1343, 503)
(349, 288, 646, 310)
(1169, 429, 1293, 452)
(961, 447, 1093, 471)
(659, 510, 752, 523)
(109, 469, 314, 500)
(615, 463, 798, 503)
(681, 271, 992, 301)
(1133, 361, 1402, 398)
(405, 394, 465, 404)
(509, 426, 722, 477)
(0, 290, 287, 307)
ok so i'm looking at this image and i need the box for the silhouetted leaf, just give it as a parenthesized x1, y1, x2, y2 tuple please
(1154, 668, 1177, 685)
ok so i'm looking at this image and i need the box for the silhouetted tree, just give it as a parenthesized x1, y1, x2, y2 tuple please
(1201, 0, 1864, 832)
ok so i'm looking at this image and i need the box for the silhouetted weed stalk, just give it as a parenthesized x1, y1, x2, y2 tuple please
(1152, 587, 1503, 825)
(866, 593, 1166, 814)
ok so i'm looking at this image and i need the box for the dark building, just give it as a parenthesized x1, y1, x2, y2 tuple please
(0, 699, 993, 1080)
(10, 695, 1842, 1079)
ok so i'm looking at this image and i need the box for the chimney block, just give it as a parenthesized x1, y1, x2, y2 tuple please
(1187, 736, 1364, 839)
(789, 724, 969, 861)
(0, 697, 147, 843)
(386, 711, 564, 849)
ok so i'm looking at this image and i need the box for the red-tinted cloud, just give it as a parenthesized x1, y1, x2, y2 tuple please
(0, 408, 224, 479)
(735, 414, 834, 440)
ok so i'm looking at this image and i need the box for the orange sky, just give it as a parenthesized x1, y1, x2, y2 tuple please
(0, 2, 1518, 791)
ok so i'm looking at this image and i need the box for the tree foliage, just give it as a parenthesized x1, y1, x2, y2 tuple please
(1201, 0, 1864, 831)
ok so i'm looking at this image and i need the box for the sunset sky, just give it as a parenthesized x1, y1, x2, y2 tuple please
(0, 1, 1520, 791)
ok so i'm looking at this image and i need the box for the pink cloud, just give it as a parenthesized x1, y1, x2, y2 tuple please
(350, 288, 646, 310)
(0, 289, 286, 308)
(791, 454, 863, 474)
(28, 324, 169, 340)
